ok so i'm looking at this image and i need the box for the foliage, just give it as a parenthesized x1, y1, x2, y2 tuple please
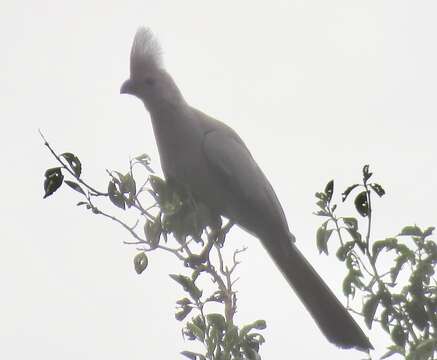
(315, 165, 437, 360)
(41, 132, 265, 360)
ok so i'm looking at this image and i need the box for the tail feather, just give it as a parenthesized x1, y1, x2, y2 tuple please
(261, 233, 373, 351)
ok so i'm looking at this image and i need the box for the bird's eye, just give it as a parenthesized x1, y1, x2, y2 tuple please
(144, 77, 155, 86)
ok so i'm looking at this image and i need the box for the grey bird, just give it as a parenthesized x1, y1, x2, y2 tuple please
(120, 27, 372, 352)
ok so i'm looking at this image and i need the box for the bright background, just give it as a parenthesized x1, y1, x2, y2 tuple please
(2, 1, 436, 359)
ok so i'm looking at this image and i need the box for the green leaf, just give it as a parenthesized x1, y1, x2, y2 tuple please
(341, 184, 359, 202)
(410, 338, 437, 360)
(181, 350, 206, 360)
(144, 219, 161, 248)
(369, 183, 385, 197)
(363, 295, 380, 329)
(399, 225, 423, 237)
(380, 309, 391, 333)
(133, 252, 148, 274)
(391, 324, 407, 348)
(207, 313, 226, 333)
(354, 191, 369, 217)
(405, 301, 428, 331)
(390, 255, 408, 283)
(61, 152, 82, 178)
(342, 217, 358, 231)
(175, 305, 192, 321)
(316, 223, 333, 255)
(336, 241, 355, 261)
(169, 274, 202, 301)
(108, 180, 125, 210)
(43, 167, 64, 198)
(64, 180, 86, 195)
(324, 180, 334, 202)
(119, 172, 136, 195)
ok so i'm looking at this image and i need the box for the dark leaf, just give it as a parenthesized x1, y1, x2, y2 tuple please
(76, 201, 88, 206)
(169, 274, 202, 301)
(363, 295, 380, 329)
(108, 180, 125, 210)
(399, 225, 423, 237)
(324, 180, 334, 202)
(341, 184, 359, 202)
(133, 252, 148, 274)
(391, 324, 407, 348)
(380, 309, 391, 333)
(336, 241, 355, 261)
(369, 183, 385, 197)
(43, 167, 64, 198)
(390, 255, 408, 283)
(342, 217, 358, 231)
(411, 338, 437, 360)
(64, 180, 86, 195)
(354, 191, 369, 217)
(405, 301, 428, 331)
(362, 164, 372, 183)
(120, 172, 136, 195)
(316, 225, 333, 255)
(175, 305, 192, 321)
(61, 152, 82, 178)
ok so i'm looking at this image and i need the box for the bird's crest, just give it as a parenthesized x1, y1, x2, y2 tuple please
(130, 27, 163, 79)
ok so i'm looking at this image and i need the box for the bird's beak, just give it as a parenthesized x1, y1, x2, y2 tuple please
(120, 79, 134, 95)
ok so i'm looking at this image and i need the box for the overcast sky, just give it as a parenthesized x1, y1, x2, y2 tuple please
(2, 1, 436, 359)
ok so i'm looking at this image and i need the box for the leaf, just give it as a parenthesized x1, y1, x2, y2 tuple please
(207, 313, 226, 333)
(181, 350, 206, 360)
(119, 173, 136, 195)
(354, 191, 369, 217)
(175, 305, 192, 321)
(107, 180, 125, 210)
(362, 164, 372, 183)
(43, 167, 64, 198)
(391, 324, 407, 348)
(61, 152, 82, 178)
(144, 219, 161, 248)
(363, 295, 380, 329)
(411, 338, 437, 360)
(380, 309, 391, 333)
(390, 255, 408, 283)
(399, 225, 423, 237)
(380, 345, 405, 359)
(369, 183, 385, 197)
(186, 322, 205, 342)
(342, 217, 358, 231)
(316, 225, 333, 255)
(64, 180, 86, 195)
(324, 180, 334, 202)
(341, 184, 359, 202)
(336, 241, 355, 261)
(76, 201, 88, 206)
(405, 301, 428, 331)
(169, 274, 202, 301)
(133, 252, 148, 274)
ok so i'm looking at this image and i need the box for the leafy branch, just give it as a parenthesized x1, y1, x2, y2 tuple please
(41, 132, 265, 360)
(315, 165, 437, 360)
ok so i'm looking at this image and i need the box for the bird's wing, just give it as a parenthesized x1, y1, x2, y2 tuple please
(202, 129, 289, 236)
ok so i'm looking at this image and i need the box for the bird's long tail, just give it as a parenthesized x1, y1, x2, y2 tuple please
(260, 233, 373, 351)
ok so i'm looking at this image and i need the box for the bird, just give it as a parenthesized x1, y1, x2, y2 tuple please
(120, 27, 373, 352)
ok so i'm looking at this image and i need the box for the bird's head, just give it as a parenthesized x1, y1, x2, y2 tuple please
(120, 27, 184, 109)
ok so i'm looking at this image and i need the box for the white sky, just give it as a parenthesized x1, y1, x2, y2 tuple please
(2, 1, 437, 359)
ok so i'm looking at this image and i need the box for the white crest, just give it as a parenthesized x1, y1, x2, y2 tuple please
(130, 27, 163, 79)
